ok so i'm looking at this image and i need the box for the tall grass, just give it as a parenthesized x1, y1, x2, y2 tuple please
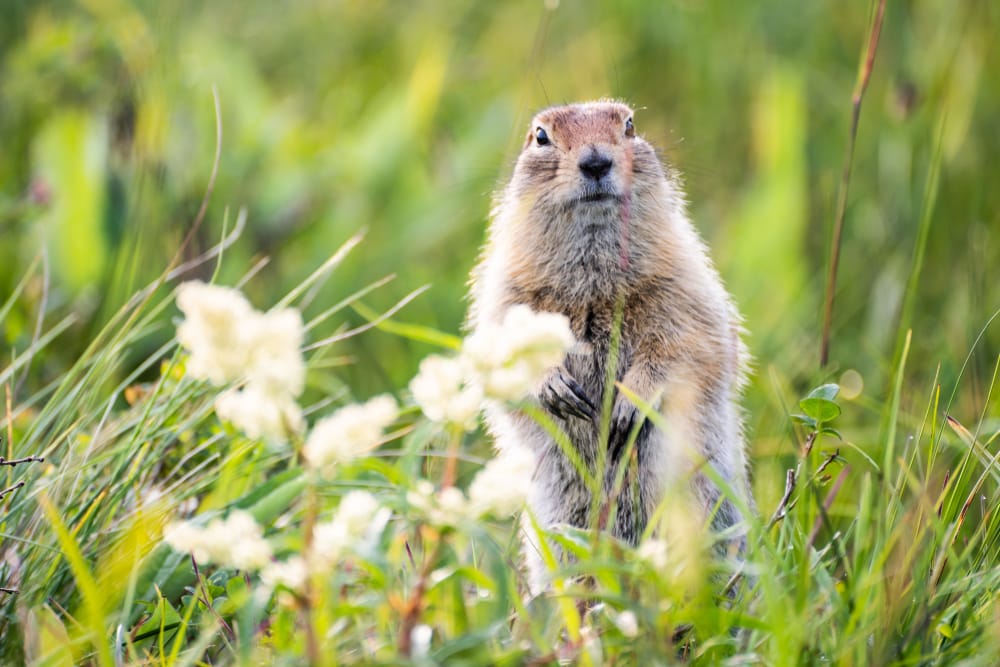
(0, 214, 997, 665)
(1, 4, 998, 662)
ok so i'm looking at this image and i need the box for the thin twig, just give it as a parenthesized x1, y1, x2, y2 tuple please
(191, 554, 235, 641)
(0, 481, 24, 501)
(815, 449, 841, 478)
(802, 431, 817, 458)
(0, 455, 45, 467)
(820, 0, 887, 367)
(767, 469, 797, 529)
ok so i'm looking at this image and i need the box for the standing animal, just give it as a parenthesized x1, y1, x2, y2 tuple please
(468, 100, 752, 592)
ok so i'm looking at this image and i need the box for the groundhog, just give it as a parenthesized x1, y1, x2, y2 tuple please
(468, 100, 752, 592)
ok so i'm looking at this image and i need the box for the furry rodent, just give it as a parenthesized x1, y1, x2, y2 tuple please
(468, 100, 752, 592)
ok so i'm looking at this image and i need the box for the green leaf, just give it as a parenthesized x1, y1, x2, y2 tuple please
(791, 413, 817, 428)
(799, 397, 841, 423)
(226, 575, 250, 602)
(805, 383, 840, 401)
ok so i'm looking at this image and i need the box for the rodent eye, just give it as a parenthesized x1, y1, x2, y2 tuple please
(625, 117, 635, 138)
(535, 127, 550, 146)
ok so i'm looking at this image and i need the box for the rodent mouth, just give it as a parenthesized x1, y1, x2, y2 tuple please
(576, 191, 622, 204)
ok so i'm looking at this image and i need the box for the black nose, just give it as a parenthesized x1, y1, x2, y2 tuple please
(578, 151, 613, 181)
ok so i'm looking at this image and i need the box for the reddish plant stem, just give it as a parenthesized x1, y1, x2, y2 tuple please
(398, 532, 442, 657)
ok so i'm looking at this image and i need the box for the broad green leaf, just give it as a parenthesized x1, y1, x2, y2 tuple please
(799, 397, 841, 423)
(805, 384, 840, 401)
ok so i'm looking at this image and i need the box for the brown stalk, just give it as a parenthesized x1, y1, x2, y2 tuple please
(397, 532, 442, 657)
(820, 0, 887, 367)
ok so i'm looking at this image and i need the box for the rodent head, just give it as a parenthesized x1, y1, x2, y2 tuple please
(508, 100, 666, 212)
(485, 101, 689, 292)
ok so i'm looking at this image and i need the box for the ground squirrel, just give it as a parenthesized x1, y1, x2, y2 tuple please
(468, 100, 752, 592)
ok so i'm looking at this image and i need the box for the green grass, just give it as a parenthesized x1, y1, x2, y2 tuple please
(1, 1, 999, 664)
(0, 230, 997, 665)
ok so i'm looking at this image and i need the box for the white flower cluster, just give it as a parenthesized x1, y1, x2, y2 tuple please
(260, 490, 389, 592)
(407, 481, 470, 526)
(312, 490, 389, 566)
(407, 448, 537, 524)
(260, 556, 307, 591)
(466, 448, 537, 517)
(302, 395, 398, 472)
(409, 305, 575, 430)
(176, 281, 306, 441)
(164, 492, 391, 593)
(462, 305, 575, 401)
(409, 356, 483, 431)
(163, 510, 272, 570)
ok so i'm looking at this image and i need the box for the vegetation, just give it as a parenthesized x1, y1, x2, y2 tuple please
(1, 0, 998, 664)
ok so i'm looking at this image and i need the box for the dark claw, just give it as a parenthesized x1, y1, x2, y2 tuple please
(540, 369, 597, 421)
(608, 396, 649, 462)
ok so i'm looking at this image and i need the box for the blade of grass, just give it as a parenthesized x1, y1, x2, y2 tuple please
(820, 0, 887, 367)
(38, 492, 114, 667)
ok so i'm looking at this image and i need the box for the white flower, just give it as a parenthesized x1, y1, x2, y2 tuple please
(406, 480, 437, 515)
(406, 481, 471, 526)
(303, 395, 398, 471)
(468, 448, 536, 517)
(312, 491, 386, 570)
(215, 511, 274, 570)
(163, 510, 272, 571)
(312, 520, 351, 564)
(177, 282, 306, 395)
(502, 305, 576, 364)
(333, 490, 381, 535)
(436, 487, 470, 520)
(409, 355, 483, 431)
(636, 537, 669, 571)
(261, 556, 308, 592)
(410, 624, 433, 659)
(163, 521, 212, 563)
(176, 281, 308, 443)
(244, 308, 305, 397)
(215, 385, 304, 440)
(462, 305, 574, 401)
(176, 282, 254, 385)
(613, 610, 639, 638)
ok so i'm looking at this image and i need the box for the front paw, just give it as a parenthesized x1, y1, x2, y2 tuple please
(608, 394, 647, 461)
(539, 367, 597, 421)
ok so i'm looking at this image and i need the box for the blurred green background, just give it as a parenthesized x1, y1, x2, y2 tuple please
(2, 0, 998, 511)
